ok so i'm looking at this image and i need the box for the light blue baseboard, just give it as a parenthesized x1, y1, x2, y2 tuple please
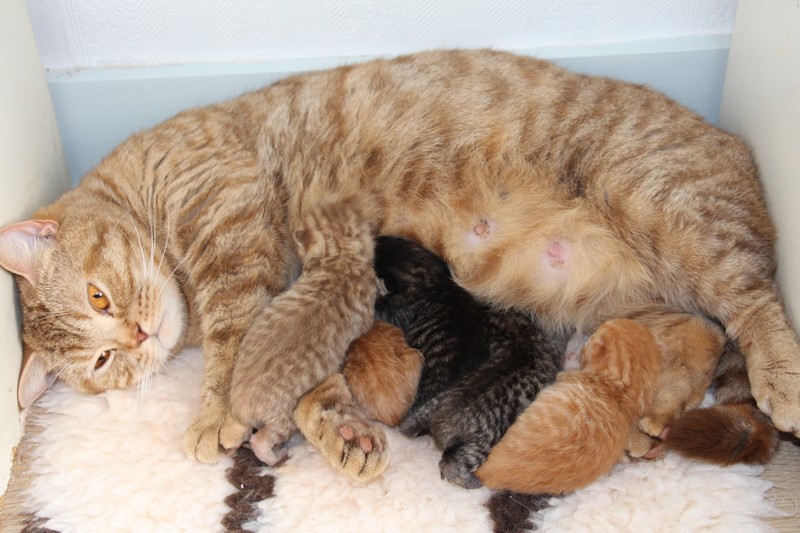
(46, 35, 731, 185)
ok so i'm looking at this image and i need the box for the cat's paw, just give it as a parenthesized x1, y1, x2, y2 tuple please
(638, 414, 669, 439)
(184, 407, 249, 463)
(750, 362, 800, 437)
(296, 398, 389, 481)
(437, 443, 484, 489)
(249, 428, 289, 466)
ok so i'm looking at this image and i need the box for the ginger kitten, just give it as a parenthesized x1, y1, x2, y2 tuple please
(476, 319, 660, 495)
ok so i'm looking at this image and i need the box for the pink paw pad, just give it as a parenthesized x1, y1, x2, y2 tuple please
(339, 425, 375, 453)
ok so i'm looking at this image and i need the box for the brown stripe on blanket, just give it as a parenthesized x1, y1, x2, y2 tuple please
(222, 447, 277, 532)
(21, 515, 59, 533)
(487, 491, 553, 532)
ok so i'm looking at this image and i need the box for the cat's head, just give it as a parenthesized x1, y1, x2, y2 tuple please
(0, 198, 187, 408)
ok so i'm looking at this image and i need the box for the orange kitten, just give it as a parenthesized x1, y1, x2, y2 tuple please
(476, 319, 660, 495)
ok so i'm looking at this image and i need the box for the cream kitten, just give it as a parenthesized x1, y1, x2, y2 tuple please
(229, 203, 376, 465)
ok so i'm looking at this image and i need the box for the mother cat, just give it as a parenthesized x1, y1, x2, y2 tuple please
(1, 49, 798, 464)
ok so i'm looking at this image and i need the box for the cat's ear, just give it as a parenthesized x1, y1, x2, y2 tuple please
(0, 219, 59, 285)
(18, 348, 56, 409)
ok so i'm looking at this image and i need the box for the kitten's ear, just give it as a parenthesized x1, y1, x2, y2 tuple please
(581, 333, 607, 367)
(18, 349, 56, 409)
(0, 220, 59, 285)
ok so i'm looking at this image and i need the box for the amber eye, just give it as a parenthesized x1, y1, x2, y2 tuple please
(87, 283, 110, 311)
(95, 349, 115, 370)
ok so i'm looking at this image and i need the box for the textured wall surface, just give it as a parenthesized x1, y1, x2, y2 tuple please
(25, 0, 737, 70)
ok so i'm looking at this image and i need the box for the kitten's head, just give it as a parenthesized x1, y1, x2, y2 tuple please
(580, 318, 660, 388)
(374, 236, 451, 295)
(0, 197, 187, 408)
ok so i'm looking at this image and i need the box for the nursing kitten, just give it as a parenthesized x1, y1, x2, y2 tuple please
(412, 307, 567, 488)
(1, 50, 798, 468)
(341, 319, 424, 427)
(476, 319, 661, 495)
(373, 236, 491, 411)
(375, 236, 566, 487)
(229, 204, 376, 465)
(623, 307, 727, 458)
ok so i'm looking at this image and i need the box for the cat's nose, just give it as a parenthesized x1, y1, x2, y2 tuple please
(135, 324, 149, 346)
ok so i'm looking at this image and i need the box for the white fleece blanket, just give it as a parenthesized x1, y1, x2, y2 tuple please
(21, 348, 783, 532)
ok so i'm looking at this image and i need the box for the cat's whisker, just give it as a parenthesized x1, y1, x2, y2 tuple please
(126, 211, 148, 280)
(157, 255, 187, 301)
(110, 206, 148, 295)
(155, 212, 171, 278)
(29, 311, 71, 325)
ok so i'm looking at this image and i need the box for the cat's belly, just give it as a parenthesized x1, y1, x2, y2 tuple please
(385, 196, 653, 332)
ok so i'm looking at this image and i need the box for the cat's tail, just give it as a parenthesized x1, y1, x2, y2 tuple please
(664, 342, 780, 465)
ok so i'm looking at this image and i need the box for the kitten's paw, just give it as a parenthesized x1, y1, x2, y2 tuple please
(297, 400, 389, 481)
(437, 443, 484, 489)
(638, 415, 669, 438)
(249, 429, 289, 466)
(439, 457, 482, 489)
(185, 407, 247, 463)
(627, 427, 660, 459)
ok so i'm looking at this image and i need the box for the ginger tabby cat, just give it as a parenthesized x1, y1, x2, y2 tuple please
(0, 49, 797, 469)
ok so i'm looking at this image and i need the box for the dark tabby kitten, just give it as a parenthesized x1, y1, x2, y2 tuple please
(407, 307, 567, 488)
(373, 236, 492, 411)
(376, 236, 566, 487)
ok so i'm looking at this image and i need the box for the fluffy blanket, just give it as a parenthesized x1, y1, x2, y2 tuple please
(19, 349, 783, 532)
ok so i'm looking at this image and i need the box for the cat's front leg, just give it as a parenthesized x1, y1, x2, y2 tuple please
(183, 341, 252, 463)
(718, 285, 800, 437)
(180, 187, 291, 463)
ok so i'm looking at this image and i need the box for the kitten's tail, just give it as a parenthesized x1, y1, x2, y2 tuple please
(664, 342, 780, 465)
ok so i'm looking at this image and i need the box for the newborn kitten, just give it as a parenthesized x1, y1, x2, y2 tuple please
(476, 319, 660, 495)
(374, 236, 491, 412)
(229, 203, 376, 465)
(377, 236, 567, 487)
(409, 307, 567, 488)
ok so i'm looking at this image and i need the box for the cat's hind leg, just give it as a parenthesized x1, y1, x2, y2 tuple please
(294, 373, 389, 481)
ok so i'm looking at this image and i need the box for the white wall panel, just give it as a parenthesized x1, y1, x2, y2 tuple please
(25, 0, 737, 69)
(719, 0, 800, 328)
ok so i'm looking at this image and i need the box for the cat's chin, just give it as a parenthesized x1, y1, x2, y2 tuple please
(153, 282, 187, 355)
